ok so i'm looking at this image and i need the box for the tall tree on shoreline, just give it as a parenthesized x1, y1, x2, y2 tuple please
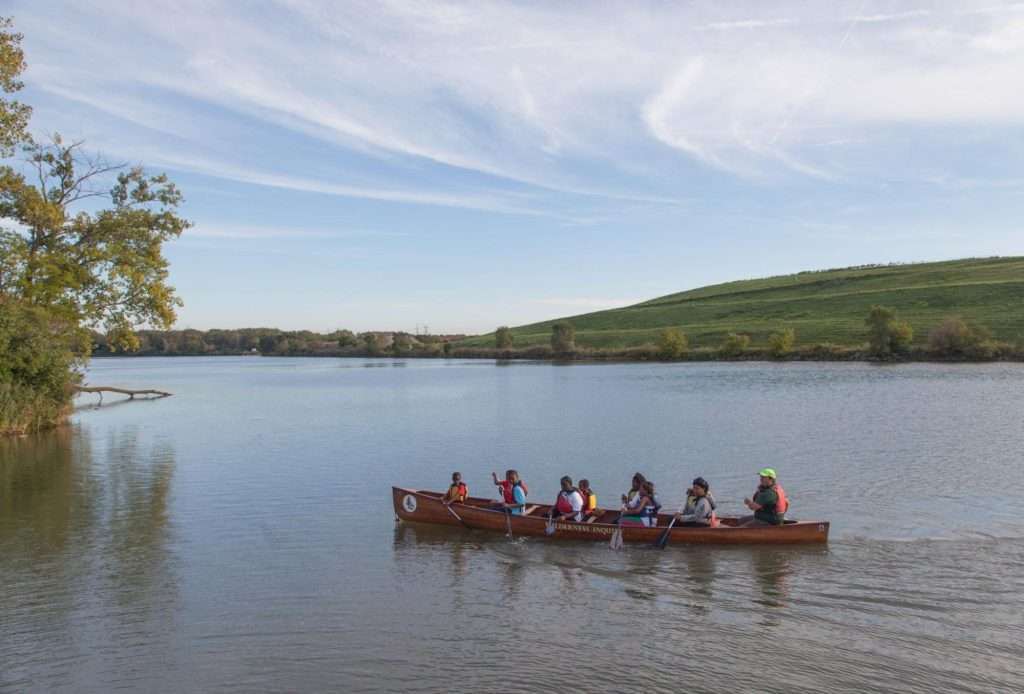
(1, 17, 190, 433)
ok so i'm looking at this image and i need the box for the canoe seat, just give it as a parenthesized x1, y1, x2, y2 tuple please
(522, 505, 540, 516)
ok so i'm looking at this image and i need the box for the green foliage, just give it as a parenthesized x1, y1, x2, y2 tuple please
(362, 332, 385, 355)
(0, 18, 31, 157)
(656, 327, 688, 358)
(865, 305, 913, 357)
(1, 137, 191, 348)
(335, 329, 357, 348)
(495, 326, 513, 349)
(550, 321, 575, 353)
(719, 333, 750, 357)
(0, 299, 82, 434)
(768, 327, 795, 357)
(392, 332, 414, 354)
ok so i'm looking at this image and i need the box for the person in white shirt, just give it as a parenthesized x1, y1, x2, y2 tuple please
(549, 475, 585, 522)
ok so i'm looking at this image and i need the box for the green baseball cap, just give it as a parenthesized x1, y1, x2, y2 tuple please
(758, 467, 777, 479)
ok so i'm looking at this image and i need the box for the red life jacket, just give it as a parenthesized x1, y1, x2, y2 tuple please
(500, 480, 528, 504)
(555, 489, 576, 514)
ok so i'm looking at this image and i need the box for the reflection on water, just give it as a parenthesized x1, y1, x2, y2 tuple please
(0, 426, 178, 693)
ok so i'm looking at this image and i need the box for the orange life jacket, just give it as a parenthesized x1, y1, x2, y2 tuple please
(775, 484, 788, 514)
(580, 490, 596, 512)
(448, 482, 467, 501)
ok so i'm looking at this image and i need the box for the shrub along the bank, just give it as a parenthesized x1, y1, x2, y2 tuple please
(0, 300, 83, 435)
(719, 333, 751, 358)
(865, 305, 913, 358)
(768, 328, 796, 358)
(657, 328, 688, 359)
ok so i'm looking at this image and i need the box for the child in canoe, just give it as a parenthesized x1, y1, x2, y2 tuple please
(442, 472, 468, 504)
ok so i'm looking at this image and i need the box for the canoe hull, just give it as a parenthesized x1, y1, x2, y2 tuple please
(392, 487, 829, 545)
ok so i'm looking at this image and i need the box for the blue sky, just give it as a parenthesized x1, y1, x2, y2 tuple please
(7, 1, 1024, 333)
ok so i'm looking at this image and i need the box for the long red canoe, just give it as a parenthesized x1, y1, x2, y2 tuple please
(393, 487, 829, 545)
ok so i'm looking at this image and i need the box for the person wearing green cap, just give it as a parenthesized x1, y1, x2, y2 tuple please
(739, 467, 788, 526)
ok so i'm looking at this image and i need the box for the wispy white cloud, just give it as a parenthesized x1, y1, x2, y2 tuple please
(14, 0, 1024, 192)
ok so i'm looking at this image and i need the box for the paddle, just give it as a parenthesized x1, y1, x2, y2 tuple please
(503, 506, 514, 539)
(609, 511, 624, 550)
(545, 512, 556, 536)
(444, 502, 471, 529)
(654, 502, 689, 549)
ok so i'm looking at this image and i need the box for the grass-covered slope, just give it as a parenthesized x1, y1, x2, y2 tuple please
(459, 257, 1024, 349)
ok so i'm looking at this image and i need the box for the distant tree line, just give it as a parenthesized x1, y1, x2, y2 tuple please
(91, 328, 466, 358)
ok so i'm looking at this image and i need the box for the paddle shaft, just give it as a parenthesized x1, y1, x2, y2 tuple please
(655, 501, 690, 549)
(444, 502, 471, 529)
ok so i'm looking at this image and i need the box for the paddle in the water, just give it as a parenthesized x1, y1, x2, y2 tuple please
(654, 501, 689, 549)
(609, 512, 624, 550)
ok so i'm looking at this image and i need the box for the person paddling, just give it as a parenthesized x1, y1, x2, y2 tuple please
(739, 467, 788, 526)
(548, 475, 585, 522)
(675, 477, 719, 527)
(620, 472, 646, 515)
(493, 469, 528, 514)
(621, 479, 658, 527)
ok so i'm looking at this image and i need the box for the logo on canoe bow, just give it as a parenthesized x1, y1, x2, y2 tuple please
(818, 524, 825, 532)
(402, 494, 417, 513)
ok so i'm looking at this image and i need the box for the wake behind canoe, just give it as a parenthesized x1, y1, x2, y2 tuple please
(392, 487, 829, 545)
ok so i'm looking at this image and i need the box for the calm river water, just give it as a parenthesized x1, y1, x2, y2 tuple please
(2, 358, 1023, 693)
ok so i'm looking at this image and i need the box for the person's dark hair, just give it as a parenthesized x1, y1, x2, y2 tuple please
(560, 475, 573, 487)
(632, 472, 646, 486)
(507, 469, 518, 480)
(642, 480, 655, 495)
(453, 471, 462, 481)
(578, 478, 590, 489)
(692, 477, 708, 491)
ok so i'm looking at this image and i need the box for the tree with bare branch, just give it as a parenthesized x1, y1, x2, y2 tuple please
(1, 17, 189, 433)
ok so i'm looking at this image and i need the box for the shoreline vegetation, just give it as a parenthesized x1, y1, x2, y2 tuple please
(93, 256, 1024, 366)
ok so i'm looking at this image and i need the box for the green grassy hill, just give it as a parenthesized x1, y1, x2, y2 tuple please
(459, 257, 1024, 350)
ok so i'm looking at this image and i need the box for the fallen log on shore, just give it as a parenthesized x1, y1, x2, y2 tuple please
(76, 386, 173, 403)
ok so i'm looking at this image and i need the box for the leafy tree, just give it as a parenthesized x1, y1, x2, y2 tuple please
(495, 326, 513, 349)
(0, 18, 31, 156)
(551, 322, 575, 353)
(657, 327, 688, 358)
(392, 332, 414, 354)
(719, 333, 750, 357)
(362, 332, 384, 356)
(1, 136, 190, 349)
(768, 328, 795, 357)
(335, 329, 357, 348)
(865, 305, 913, 357)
